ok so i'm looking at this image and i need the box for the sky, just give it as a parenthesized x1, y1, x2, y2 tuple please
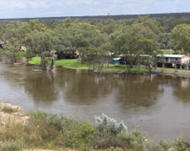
(0, 0, 190, 18)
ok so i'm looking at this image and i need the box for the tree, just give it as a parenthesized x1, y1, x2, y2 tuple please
(2, 43, 21, 63)
(172, 24, 190, 53)
(84, 47, 108, 74)
(56, 22, 105, 64)
(158, 33, 173, 49)
(24, 31, 58, 70)
(138, 39, 160, 74)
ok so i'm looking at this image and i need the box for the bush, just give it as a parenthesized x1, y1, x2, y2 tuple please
(107, 147, 124, 151)
(117, 130, 147, 151)
(0, 140, 24, 151)
(95, 113, 128, 136)
(28, 111, 65, 131)
(175, 136, 190, 151)
(61, 117, 97, 148)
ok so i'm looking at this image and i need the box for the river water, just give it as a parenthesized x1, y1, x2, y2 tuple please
(0, 55, 190, 140)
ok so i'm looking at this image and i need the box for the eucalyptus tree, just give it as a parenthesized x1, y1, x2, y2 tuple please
(84, 47, 108, 74)
(24, 31, 58, 70)
(1, 43, 21, 63)
(56, 21, 106, 63)
(112, 24, 160, 74)
(172, 24, 190, 54)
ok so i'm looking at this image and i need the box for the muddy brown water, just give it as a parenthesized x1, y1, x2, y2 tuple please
(0, 55, 190, 140)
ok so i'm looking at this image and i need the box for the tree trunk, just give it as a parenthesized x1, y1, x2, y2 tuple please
(138, 62, 141, 74)
(42, 57, 47, 70)
(49, 58, 55, 71)
(107, 60, 109, 68)
(40, 56, 43, 66)
(148, 62, 151, 74)
(124, 58, 128, 73)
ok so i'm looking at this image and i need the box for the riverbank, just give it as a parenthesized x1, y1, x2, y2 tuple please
(155, 68, 190, 75)
(29, 57, 148, 74)
(0, 102, 190, 151)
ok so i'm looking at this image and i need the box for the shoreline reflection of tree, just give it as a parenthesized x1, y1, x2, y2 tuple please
(0, 67, 58, 105)
(172, 76, 190, 103)
(24, 71, 59, 104)
(115, 75, 164, 108)
(57, 70, 116, 105)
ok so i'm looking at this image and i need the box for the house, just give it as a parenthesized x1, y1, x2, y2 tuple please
(0, 40, 4, 49)
(157, 54, 190, 69)
(55, 49, 79, 59)
(110, 58, 120, 64)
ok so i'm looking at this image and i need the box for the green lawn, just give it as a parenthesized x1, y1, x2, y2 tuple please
(28, 57, 41, 65)
(20, 52, 26, 57)
(160, 49, 181, 54)
(29, 57, 79, 66)
(29, 57, 148, 73)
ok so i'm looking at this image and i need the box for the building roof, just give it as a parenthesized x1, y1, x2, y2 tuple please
(157, 54, 186, 58)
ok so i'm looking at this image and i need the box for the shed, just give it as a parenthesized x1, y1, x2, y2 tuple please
(110, 58, 120, 64)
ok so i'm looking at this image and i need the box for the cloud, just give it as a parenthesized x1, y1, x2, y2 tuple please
(0, 0, 190, 18)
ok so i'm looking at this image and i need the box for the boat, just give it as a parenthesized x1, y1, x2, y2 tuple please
(14, 63, 22, 65)
(31, 69, 42, 73)
(152, 71, 160, 74)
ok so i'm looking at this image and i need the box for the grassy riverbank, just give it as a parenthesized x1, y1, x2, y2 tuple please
(29, 57, 148, 73)
(0, 103, 190, 151)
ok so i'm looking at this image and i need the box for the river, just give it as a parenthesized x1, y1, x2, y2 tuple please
(0, 55, 190, 140)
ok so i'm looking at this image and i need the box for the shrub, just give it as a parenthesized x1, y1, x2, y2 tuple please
(0, 140, 24, 151)
(95, 113, 128, 136)
(61, 117, 97, 148)
(175, 136, 190, 151)
(107, 147, 124, 151)
(117, 130, 147, 151)
(28, 111, 65, 131)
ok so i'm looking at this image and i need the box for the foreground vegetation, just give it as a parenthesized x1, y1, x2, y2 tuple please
(0, 103, 190, 151)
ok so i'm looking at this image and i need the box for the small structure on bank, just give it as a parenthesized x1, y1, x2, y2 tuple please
(55, 49, 79, 59)
(110, 58, 120, 64)
(0, 40, 4, 49)
(157, 54, 190, 69)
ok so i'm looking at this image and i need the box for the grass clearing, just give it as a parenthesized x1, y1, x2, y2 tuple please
(29, 57, 148, 73)
(28, 57, 79, 66)
(160, 49, 181, 54)
(20, 52, 26, 57)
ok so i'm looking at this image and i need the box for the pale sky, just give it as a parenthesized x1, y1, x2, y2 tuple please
(0, 0, 189, 18)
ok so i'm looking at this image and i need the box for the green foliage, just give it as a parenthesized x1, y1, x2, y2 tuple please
(62, 117, 97, 148)
(0, 140, 24, 151)
(28, 111, 66, 131)
(2, 43, 21, 63)
(159, 140, 173, 150)
(172, 24, 190, 54)
(107, 147, 124, 151)
(20, 52, 26, 57)
(117, 130, 146, 151)
(175, 136, 190, 151)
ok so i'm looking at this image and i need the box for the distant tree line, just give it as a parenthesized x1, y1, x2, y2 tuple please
(1, 15, 190, 73)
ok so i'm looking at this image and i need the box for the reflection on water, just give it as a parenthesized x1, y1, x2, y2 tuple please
(1, 55, 190, 140)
